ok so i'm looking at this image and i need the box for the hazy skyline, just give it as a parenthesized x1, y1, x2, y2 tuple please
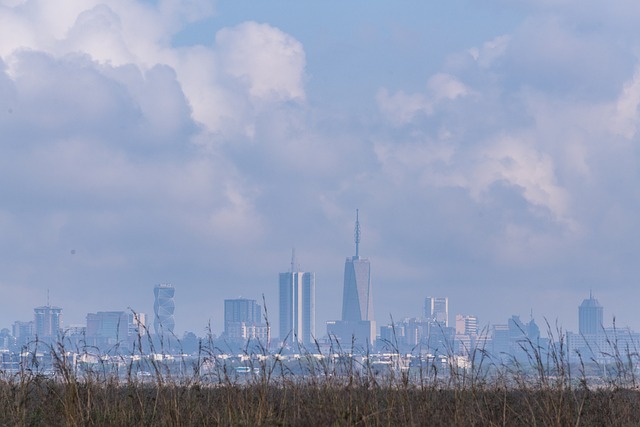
(2, 0, 640, 335)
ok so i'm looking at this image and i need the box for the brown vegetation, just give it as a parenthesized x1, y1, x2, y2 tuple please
(3, 326, 640, 425)
(2, 373, 640, 425)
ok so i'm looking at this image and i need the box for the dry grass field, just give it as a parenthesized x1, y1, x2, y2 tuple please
(0, 347, 640, 426)
(2, 331, 640, 425)
(2, 371, 640, 425)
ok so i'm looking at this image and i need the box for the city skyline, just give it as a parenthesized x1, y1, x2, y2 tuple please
(2, 241, 633, 338)
(4, 1, 640, 335)
(0, 288, 626, 359)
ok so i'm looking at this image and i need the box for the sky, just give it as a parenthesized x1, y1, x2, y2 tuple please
(2, 0, 640, 337)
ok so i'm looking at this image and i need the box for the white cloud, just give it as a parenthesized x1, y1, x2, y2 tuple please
(469, 135, 571, 224)
(0, 1, 316, 328)
(62, 4, 135, 66)
(611, 67, 640, 139)
(216, 21, 306, 103)
(0, 2, 308, 139)
(376, 88, 429, 125)
(467, 35, 510, 68)
(5, 0, 640, 333)
(427, 73, 470, 102)
(377, 73, 470, 125)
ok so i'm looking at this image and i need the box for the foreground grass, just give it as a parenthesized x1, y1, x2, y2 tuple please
(2, 374, 640, 426)
(6, 323, 640, 425)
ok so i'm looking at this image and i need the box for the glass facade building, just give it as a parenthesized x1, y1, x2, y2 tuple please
(34, 305, 62, 342)
(86, 311, 129, 349)
(329, 210, 376, 348)
(341, 256, 373, 322)
(153, 284, 175, 336)
(425, 297, 449, 327)
(579, 292, 603, 335)
(225, 298, 262, 332)
(279, 271, 315, 346)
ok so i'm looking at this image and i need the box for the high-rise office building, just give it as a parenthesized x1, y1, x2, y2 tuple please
(341, 210, 373, 322)
(568, 294, 639, 362)
(128, 312, 147, 337)
(86, 311, 129, 349)
(425, 297, 449, 327)
(455, 314, 478, 336)
(327, 210, 376, 347)
(579, 291, 603, 335)
(225, 298, 262, 331)
(224, 298, 269, 342)
(153, 284, 175, 336)
(13, 320, 34, 347)
(34, 305, 62, 342)
(279, 252, 315, 346)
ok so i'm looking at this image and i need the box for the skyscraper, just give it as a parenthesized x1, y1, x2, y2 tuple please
(86, 311, 129, 349)
(153, 284, 175, 336)
(13, 321, 34, 347)
(225, 298, 262, 333)
(455, 314, 478, 336)
(224, 298, 269, 342)
(341, 210, 373, 322)
(425, 297, 449, 327)
(327, 210, 376, 348)
(579, 291, 603, 335)
(34, 305, 62, 342)
(128, 312, 147, 338)
(279, 252, 315, 346)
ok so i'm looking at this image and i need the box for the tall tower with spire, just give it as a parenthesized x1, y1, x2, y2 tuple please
(341, 209, 374, 322)
(327, 210, 376, 348)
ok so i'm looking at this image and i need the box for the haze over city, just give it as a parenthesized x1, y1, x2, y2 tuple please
(2, 0, 640, 337)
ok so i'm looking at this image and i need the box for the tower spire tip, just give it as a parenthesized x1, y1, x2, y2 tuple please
(354, 209, 361, 258)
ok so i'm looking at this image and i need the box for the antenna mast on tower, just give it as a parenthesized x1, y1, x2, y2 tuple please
(354, 209, 361, 258)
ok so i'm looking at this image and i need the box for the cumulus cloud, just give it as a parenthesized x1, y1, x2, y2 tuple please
(5, 0, 640, 334)
(611, 67, 640, 139)
(377, 73, 470, 124)
(376, 89, 428, 125)
(62, 4, 134, 65)
(0, 0, 312, 328)
(467, 135, 571, 224)
(216, 21, 306, 103)
(176, 21, 307, 136)
(467, 35, 510, 68)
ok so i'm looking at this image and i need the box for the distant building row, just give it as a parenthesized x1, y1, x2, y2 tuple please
(6, 284, 176, 352)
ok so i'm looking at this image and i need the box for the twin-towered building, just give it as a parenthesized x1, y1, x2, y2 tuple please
(33, 304, 62, 343)
(425, 297, 449, 327)
(279, 256, 316, 346)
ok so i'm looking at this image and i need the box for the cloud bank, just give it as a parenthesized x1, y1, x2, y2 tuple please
(2, 0, 640, 334)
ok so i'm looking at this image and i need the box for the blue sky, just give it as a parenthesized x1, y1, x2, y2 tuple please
(2, 0, 640, 336)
